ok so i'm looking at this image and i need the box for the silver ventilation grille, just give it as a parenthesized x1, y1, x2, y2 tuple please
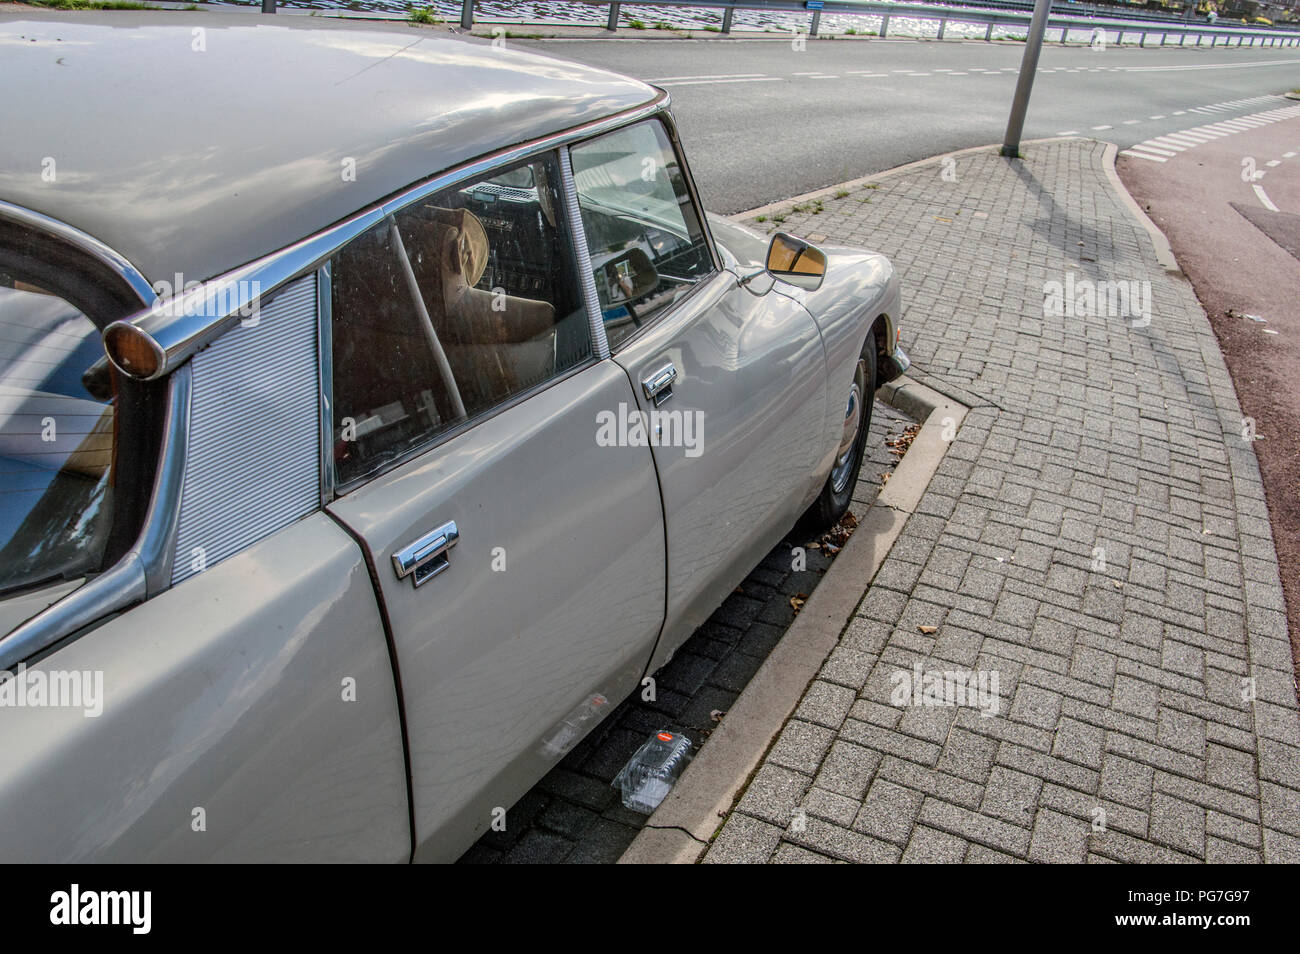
(170, 274, 320, 585)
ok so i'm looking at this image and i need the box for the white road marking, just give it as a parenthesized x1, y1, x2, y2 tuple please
(1285, 152, 1297, 158)
(1057, 130, 1080, 136)
(1093, 125, 1113, 131)
(1122, 120, 1141, 125)
(649, 73, 764, 82)
(1253, 184, 1280, 212)
(1120, 149, 1166, 162)
(655, 77, 782, 86)
(1149, 114, 1166, 120)
(1128, 143, 1178, 157)
(1123, 58, 1300, 72)
(1267, 160, 1282, 167)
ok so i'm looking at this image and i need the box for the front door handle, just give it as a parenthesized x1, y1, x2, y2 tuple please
(642, 361, 677, 407)
(393, 520, 459, 587)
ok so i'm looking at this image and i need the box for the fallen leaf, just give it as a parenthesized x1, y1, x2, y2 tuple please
(710, 709, 725, 722)
(918, 625, 939, 634)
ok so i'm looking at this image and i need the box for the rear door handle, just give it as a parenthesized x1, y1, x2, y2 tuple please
(642, 361, 677, 407)
(393, 520, 459, 587)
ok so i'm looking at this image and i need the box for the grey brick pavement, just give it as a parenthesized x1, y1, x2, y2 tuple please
(704, 139, 1300, 864)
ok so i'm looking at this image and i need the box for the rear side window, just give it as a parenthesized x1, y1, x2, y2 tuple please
(329, 151, 592, 488)
(0, 279, 118, 594)
(570, 120, 715, 349)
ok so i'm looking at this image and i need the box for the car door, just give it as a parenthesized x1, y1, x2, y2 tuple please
(570, 119, 828, 672)
(322, 150, 665, 863)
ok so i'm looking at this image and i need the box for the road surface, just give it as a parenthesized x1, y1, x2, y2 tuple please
(518, 36, 1300, 212)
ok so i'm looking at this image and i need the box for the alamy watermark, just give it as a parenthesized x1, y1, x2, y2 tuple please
(1043, 272, 1151, 328)
(0, 663, 103, 718)
(890, 662, 1000, 718)
(596, 402, 704, 458)
(151, 274, 262, 325)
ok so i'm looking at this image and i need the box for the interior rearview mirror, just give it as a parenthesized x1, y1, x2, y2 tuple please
(598, 246, 659, 304)
(765, 232, 827, 291)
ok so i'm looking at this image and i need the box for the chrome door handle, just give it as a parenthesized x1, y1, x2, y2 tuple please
(393, 521, 459, 587)
(642, 361, 677, 407)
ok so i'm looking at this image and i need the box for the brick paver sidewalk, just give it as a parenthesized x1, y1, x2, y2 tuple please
(705, 139, 1300, 863)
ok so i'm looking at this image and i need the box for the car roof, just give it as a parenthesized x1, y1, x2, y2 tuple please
(0, 12, 658, 288)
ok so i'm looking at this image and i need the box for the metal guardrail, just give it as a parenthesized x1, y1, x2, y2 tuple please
(446, 0, 1300, 45)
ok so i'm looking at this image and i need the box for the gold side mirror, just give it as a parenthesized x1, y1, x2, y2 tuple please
(765, 232, 827, 291)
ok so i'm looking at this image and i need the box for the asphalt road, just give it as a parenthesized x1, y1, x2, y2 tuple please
(519, 36, 1300, 212)
(1118, 115, 1300, 673)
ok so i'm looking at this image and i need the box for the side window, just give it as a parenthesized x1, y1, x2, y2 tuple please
(570, 120, 715, 350)
(330, 151, 592, 488)
(0, 279, 117, 595)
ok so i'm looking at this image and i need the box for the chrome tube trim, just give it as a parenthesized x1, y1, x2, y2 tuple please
(559, 146, 611, 361)
(317, 262, 336, 507)
(105, 206, 387, 381)
(136, 363, 192, 595)
(110, 91, 670, 381)
(0, 199, 157, 308)
(0, 555, 147, 671)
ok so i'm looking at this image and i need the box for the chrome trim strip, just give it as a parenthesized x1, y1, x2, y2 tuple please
(657, 101, 725, 276)
(0, 555, 147, 672)
(317, 262, 336, 508)
(104, 206, 388, 380)
(0, 200, 158, 308)
(559, 146, 611, 361)
(136, 364, 192, 595)
(111, 91, 670, 381)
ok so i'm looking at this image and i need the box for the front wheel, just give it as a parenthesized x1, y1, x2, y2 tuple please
(802, 342, 876, 534)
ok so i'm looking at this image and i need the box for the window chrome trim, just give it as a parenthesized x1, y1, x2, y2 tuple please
(558, 146, 611, 361)
(136, 363, 192, 595)
(565, 110, 724, 354)
(317, 262, 336, 508)
(0, 365, 190, 669)
(657, 107, 724, 275)
(107, 90, 670, 382)
(0, 199, 158, 308)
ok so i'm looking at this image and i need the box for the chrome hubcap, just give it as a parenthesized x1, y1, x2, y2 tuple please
(830, 360, 866, 495)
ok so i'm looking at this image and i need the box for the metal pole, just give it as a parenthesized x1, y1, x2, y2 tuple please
(261, 0, 275, 12)
(986, 20, 995, 41)
(460, 0, 472, 30)
(1000, 0, 1052, 158)
(938, 17, 947, 40)
(810, 10, 820, 36)
(607, 2, 619, 30)
(722, 7, 733, 33)
(880, 13, 889, 38)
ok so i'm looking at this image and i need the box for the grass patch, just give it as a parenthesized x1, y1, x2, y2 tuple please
(834, 189, 849, 199)
(27, 0, 155, 8)
(703, 24, 721, 32)
(408, 5, 439, 24)
(845, 27, 857, 35)
(654, 21, 674, 30)
(628, 19, 646, 29)
(755, 214, 767, 222)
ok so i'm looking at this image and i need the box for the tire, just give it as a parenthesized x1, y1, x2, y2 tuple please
(801, 340, 876, 534)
